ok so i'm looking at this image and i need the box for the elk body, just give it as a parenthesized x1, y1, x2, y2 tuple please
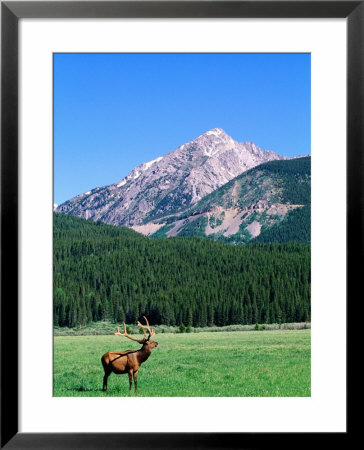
(101, 316, 158, 393)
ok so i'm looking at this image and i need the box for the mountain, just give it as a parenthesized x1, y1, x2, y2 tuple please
(56, 128, 287, 227)
(148, 157, 311, 244)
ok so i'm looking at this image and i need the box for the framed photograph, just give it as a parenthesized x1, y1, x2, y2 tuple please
(1, 1, 358, 448)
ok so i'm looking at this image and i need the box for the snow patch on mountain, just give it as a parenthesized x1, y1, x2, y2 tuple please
(206, 128, 223, 137)
(144, 156, 163, 170)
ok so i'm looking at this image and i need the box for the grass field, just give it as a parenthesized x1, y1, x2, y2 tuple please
(53, 329, 310, 397)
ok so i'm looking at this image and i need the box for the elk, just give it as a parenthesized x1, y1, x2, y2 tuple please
(101, 316, 158, 393)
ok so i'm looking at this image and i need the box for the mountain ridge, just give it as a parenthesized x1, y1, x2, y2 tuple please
(144, 156, 311, 244)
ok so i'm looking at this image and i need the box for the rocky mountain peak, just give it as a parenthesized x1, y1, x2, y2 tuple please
(195, 128, 234, 145)
(57, 128, 288, 227)
(196, 127, 230, 140)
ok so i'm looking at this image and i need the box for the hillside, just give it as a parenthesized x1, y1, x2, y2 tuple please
(54, 213, 310, 328)
(148, 156, 311, 244)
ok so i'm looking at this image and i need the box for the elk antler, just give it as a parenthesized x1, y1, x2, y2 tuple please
(114, 322, 147, 344)
(137, 316, 156, 340)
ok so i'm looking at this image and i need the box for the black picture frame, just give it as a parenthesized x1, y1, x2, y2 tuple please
(1, 1, 358, 448)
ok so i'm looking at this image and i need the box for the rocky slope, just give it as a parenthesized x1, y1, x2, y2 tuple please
(146, 157, 311, 244)
(56, 128, 287, 226)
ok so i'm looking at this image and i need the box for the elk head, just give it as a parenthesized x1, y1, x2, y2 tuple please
(114, 316, 158, 351)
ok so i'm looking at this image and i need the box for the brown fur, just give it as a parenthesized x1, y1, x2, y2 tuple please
(101, 340, 158, 392)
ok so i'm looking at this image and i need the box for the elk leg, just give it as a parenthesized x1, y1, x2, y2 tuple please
(103, 372, 110, 391)
(133, 371, 138, 393)
(128, 371, 133, 391)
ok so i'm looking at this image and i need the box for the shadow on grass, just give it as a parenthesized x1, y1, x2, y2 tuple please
(65, 385, 137, 396)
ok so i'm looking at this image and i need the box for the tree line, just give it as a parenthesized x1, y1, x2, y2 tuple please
(54, 213, 311, 328)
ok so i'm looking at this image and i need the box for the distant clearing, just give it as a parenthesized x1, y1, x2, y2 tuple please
(131, 222, 165, 236)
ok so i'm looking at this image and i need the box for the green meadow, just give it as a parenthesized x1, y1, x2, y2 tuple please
(53, 329, 310, 397)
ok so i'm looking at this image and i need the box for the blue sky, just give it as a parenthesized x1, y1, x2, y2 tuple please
(54, 53, 310, 205)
